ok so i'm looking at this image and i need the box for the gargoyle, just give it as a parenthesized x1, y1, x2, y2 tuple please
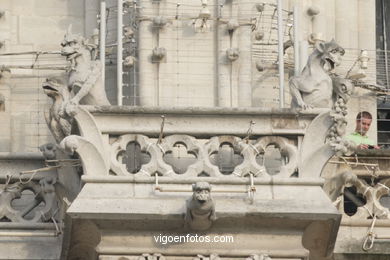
(42, 76, 73, 143)
(185, 182, 216, 231)
(289, 39, 345, 109)
(39, 143, 57, 160)
(61, 25, 110, 112)
(323, 171, 358, 202)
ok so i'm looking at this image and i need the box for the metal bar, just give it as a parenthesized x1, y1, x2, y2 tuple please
(3, 65, 68, 70)
(100, 0, 106, 85)
(382, 0, 389, 88)
(0, 51, 61, 56)
(82, 175, 325, 186)
(117, 0, 123, 105)
(155, 187, 249, 193)
(293, 5, 300, 76)
(328, 161, 379, 167)
(0, 231, 59, 237)
(277, 0, 284, 108)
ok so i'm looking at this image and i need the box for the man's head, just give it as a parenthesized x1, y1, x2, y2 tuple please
(355, 111, 372, 136)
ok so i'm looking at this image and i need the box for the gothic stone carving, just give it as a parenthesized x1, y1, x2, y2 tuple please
(61, 25, 110, 109)
(138, 253, 165, 260)
(39, 143, 57, 160)
(0, 176, 58, 222)
(42, 76, 73, 143)
(185, 182, 216, 231)
(325, 172, 390, 219)
(289, 39, 345, 109)
(246, 254, 272, 260)
(327, 77, 356, 155)
(193, 254, 220, 260)
(110, 134, 298, 178)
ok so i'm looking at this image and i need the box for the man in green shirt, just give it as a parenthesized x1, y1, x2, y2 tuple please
(346, 111, 379, 149)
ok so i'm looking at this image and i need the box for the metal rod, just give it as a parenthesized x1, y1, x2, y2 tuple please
(293, 5, 300, 76)
(382, 0, 389, 89)
(117, 0, 123, 106)
(100, 0, 106, 86)
(328, 161, 379, 167)
(0, 231, 59, 237)
(4, 65, 68, 70)
(155, 187, 249, 193)
(82, 175, 325, 186)
(277, 0, 284, 108)
(0, 51, 61, 56)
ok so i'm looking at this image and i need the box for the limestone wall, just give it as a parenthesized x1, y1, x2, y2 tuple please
(0, 0, 380, 147)
(0, 0, 85, 152)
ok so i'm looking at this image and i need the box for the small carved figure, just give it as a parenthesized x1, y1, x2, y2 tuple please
(61, 25, 110, 109)
(193, 254, 220, 260)
(39, 143, 57, 160)
(332, 76, 354, 104)
(289, 39, 345, 109)
(138, 253, 165, 260)
(185, 182, 216, 231)
(246, 254, 272, 260)
(42, 76, 73, 143)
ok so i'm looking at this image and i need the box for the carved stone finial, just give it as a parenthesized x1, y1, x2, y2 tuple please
(153, 16, 168, 29)
(185, 182, 216, 231)
(152, 47, 167, 62)
(227, 19, 239, 32)
(226, 48, 239, 62)
(0, 66, 11, 84)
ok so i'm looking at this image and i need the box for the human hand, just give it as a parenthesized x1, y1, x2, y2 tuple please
(358, 144, 381, 149)
(358, 144, 369, 149)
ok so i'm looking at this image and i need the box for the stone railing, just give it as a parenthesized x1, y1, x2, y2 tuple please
(61, 105, 327, 180)
(58, 105, 344, 260)
(323, 150, 390, 255)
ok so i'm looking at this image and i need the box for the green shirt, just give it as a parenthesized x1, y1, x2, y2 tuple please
(346, 132, 375, 146)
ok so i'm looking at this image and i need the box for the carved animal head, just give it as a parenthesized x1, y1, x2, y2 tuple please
(315, 39, 345, 71)
(333, 77, 354, 102)
(192, 182, 212, 203)
(39, 143, 57, 160)
(61, 24, 89, 60)
(42, 75, 69, 100)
